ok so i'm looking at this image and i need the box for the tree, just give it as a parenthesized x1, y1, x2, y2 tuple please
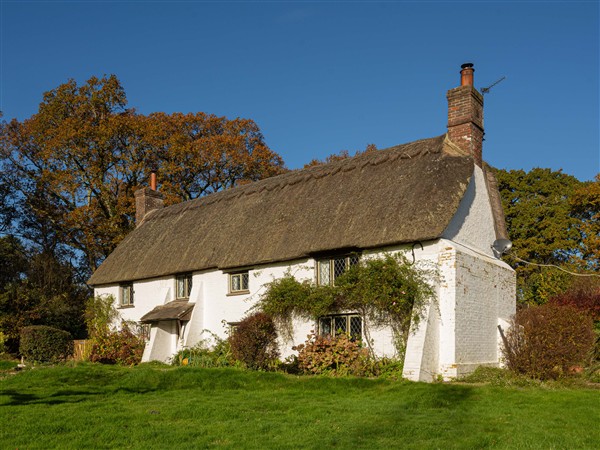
(0, 235, 28, 289)
(0, 237, 88, 354)
(1, 75, 286, 274)
(494, 168, 585, 304)
(570, 174, 600, 270)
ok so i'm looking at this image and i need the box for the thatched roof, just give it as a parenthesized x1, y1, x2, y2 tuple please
(89, 134, 486, 286)
(140, 301, 195, 323)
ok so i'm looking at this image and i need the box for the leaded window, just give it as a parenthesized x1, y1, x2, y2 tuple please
(317, 254, 360, 286)
(318, 314, 362, 341)
(120, 283, 134, 306)
(229, 271, 249, 293)
(176, 273, 193, 299)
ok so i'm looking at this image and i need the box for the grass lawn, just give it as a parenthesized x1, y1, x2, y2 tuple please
(1, 363, 599, 449)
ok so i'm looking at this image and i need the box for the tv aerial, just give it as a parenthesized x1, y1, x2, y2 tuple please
(481, 76, 506, 95)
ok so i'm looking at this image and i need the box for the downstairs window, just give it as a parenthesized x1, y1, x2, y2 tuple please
(318, 314, 362, 341)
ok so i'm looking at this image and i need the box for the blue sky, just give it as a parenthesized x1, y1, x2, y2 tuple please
(1, 1, 598, 181)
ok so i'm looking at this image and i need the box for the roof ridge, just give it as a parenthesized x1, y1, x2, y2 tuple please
(149, 134, 447, 220)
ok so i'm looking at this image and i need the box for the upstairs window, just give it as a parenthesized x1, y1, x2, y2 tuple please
(176, 273, 193, 299)
(317, 254, 360, 286)
(229, 271, 249, 294)
(318, 314, 362, 341)
(120, 283, 134, 307)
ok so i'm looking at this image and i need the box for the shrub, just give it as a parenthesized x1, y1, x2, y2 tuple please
(88, 322, 145, 365)
(293, 333, 371, 376)
(19, 325, 73, 363)
(172, 334, 234, 368)
(85, 295, 119, 337)
(550, 279, 600, 321)
(502, 304, 595, 380)
(229, 312, 279, 370)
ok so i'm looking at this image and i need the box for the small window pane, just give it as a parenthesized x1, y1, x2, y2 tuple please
(185, 275, 192, 297)
(319, 317, 332, 336)
(349, 254, 360, 267)
(231, 274, 241, 291)
(319, 260, 331, 286)
(333, 257, 346, 280)
(334, 316, 347, 335)
(177, 277, 186, 298)
(350, 316, 362, 340)
(241, 273, 249, 290)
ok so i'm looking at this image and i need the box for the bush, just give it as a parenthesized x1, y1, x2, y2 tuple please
(229, 312, 279, 370)
(88, 322, 145, 365)
(502, 304, 595, 380)
(19, 325, 73, 363)
(550, 279, 600, 321)
(172, 334, 234, 368)
(293, 333, 371, 376)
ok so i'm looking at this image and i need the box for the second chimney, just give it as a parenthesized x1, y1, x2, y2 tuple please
(135, 170, 164, 227)
(447, 63, 484, 166)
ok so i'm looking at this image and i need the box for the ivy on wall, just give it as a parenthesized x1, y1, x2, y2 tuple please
(257, 253, 438, 357)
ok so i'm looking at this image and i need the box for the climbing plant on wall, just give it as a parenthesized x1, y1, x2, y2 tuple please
(257, 253, 437, 358)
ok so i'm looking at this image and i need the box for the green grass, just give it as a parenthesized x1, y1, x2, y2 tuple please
(1, 363, 599, 449)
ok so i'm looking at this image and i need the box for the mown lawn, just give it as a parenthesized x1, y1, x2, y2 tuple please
(1, 363, 599, 449)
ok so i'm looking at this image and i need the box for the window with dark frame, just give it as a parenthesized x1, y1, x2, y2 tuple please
(317, 254, 360, 286)
(120, 283, 134, 306)
(176, 273, 193, 299)
(229, 271, 249, 293)
(138, 323, 151, 341)
(318, 314, 362, 341)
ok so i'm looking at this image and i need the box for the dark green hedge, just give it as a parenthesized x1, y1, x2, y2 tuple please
(20, 325, 73, 363)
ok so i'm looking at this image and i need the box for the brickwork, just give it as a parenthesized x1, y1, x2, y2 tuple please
(447, 85, 484, 166)
(134, 187, 164, 226)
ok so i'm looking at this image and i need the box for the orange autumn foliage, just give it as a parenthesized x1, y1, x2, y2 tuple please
(1, 75, 286, 273)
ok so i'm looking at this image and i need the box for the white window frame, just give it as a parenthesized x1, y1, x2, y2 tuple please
(228, 271, 249, 294)
(176, 273, 193, 299)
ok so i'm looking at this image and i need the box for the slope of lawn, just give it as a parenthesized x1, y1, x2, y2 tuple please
(1, 363, 599, 449)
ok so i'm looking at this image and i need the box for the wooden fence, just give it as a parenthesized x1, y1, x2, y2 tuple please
(72, 339, 90, 361)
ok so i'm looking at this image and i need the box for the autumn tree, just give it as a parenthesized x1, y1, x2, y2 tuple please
(570, 174, 600, 270)
(0, 75, 285, 274)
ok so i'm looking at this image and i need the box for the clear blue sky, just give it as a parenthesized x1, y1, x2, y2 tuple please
(1, 1, 598, 181)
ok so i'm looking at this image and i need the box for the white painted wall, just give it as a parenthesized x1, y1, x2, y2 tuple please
(443, 165, 497, 257)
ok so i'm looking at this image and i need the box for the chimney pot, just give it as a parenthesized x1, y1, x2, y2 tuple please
(460, 62, 475, 86)
(150, 172, 157, 191)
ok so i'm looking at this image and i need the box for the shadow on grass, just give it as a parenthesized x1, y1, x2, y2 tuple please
(0, 389, 103, 406)
(338, 383, 477, 447)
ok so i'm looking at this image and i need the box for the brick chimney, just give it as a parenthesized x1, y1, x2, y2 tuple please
(135, 170, 163, 226)
(447, 63, 484, 166)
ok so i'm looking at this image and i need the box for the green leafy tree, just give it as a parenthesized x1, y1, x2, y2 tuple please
(494, 168, 584, 304)
(0, 238, 88, 354)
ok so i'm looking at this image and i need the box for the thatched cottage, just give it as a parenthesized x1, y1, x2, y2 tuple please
(89, 64, 515, 381)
